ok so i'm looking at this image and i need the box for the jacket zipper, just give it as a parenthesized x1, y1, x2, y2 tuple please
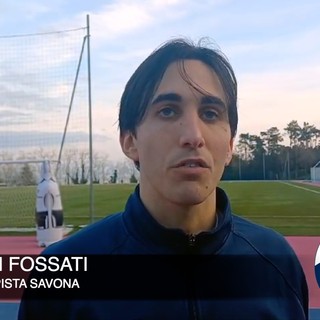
(188, 234, 196, 248)
(187, 234, 198, 320)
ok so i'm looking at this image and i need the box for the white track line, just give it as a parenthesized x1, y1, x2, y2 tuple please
(279, 181, 320, 195)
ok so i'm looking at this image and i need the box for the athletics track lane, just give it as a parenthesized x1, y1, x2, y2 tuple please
(0, 236, 320, 319)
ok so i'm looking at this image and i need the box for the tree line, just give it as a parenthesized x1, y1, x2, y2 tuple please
(1, 119, 319, 186)
(223, 120, 320, 180)
(0, 149, 140, 186)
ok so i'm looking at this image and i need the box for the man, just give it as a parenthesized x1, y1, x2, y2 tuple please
(18, 38, 308, 319)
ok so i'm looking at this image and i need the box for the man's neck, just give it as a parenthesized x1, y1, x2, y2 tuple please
(139, 185, 217, 235)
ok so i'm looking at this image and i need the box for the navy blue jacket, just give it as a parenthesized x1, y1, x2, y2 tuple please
(18, 186, 308, 319)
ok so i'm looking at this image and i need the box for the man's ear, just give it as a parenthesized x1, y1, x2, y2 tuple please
(120, 132, 139, 162)
(225, 138, 234, 166)
(225, 152, 233, 166)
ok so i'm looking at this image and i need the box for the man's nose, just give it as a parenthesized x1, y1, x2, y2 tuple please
(178, 112, 205, 149)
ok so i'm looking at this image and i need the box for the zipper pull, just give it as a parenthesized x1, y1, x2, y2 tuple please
(188, 234, 196, 247)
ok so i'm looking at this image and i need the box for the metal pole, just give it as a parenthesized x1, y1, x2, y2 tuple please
(287, 151, 291, 180)
(238, 156, 242, 180)
(86, 14, 94, 223)
(262, 152, 266, 180)
(56, 36, 87, 176)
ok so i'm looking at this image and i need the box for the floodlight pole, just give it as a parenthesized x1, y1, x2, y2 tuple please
(238, 155, 242, 180)
(86, 14, 94, 223)
(262, 151, 266, 180)
(287, 151, 291, 180)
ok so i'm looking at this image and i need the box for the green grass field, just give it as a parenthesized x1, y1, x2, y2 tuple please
(0, 181, 319, 236)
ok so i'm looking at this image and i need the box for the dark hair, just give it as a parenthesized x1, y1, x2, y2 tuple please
(119, 37, 238, 138)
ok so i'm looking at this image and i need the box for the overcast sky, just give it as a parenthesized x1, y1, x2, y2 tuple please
(0, 0, 319, 161)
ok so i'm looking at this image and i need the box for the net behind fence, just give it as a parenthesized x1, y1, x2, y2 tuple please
(0, 169, 37, 229)
(0, 24, 92, 230)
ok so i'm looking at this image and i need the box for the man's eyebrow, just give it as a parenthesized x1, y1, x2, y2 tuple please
(151, 93, 182, 105)
(201, 95, 226, 109)
(151, 93, 226, 110)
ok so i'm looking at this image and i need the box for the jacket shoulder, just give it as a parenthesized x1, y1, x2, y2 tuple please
(231, 214, 294, 255)
(230, 214, 308, 310)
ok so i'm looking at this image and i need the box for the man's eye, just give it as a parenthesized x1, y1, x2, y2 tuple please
(202, 109, 218, 121)
(158, 107, 176, 118)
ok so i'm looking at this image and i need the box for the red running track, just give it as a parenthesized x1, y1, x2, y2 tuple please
(286, 236, 320, 308)
(0, 235, 319, 308)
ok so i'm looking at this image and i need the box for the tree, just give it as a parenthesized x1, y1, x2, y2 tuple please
(110, 169, 118, 184)
(130, 173, 138, 183)
(284, 120, 301, 147)
(237, 133, 253, 160)
(260, 127, 283, 155)
(68, 169, 79, 184)
(298, 122, 316, 148)
(62, 148, 77, 185)
(311, 127, 320, 148)
(80, 163, 88, 184)
(19, 164, 36, 186)
(0, 152, 16, 186)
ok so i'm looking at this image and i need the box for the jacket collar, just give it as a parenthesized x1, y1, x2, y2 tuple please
(123, 185, 232, 254)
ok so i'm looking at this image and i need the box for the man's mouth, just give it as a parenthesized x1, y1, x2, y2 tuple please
(184, 161, 204, 168)
(175, 158, 209, 168)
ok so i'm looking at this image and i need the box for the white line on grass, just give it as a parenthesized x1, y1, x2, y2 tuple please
(279, 181, 320, 195)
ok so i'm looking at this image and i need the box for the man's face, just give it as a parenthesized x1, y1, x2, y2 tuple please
(121, 59, 233, 206)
